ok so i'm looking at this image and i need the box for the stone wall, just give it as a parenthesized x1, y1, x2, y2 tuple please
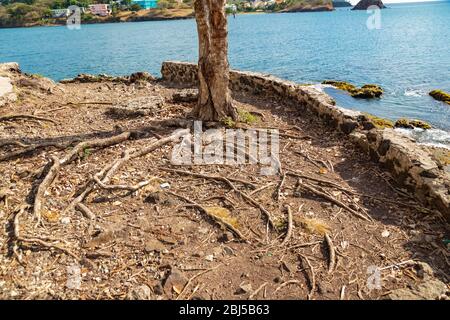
(161, 61, 450, 219)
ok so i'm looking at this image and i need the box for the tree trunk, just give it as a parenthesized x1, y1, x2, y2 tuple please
(192, 0, 238, 122)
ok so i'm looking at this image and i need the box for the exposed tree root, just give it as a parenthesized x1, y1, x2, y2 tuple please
(324, 233, 336, 274)
(299, 253, 316, 300)
(280, 205, 293, 246)
(160, 167, 275, 229)
(33, 156, 60, 224)
(33, 132, 132, 221)
(75, 203, 95, 220)
(0, 114, 57, 124)
(160, 167, 257, 189)
(13, 207, 80, 261)
(249, 182, 276, 196)
(59, 131, 131, 165)
(93, 176, 154, 192)
(286, 169, 351, 193)
(273, 280, 302, 294)
(176, 264, 222, 300)
(275, 172, 286, 201)
(0, 142, 68, 162)
(297, 179, 372, 222)
(167, 191, 248, 242)
(66, 129, 189, 213)
(0, 140, 30, 148)
(248, 282, 268, 300)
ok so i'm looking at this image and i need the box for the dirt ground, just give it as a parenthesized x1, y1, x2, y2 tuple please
(0, 71, 448, 300)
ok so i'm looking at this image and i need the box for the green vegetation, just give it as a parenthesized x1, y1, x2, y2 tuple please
(429, 89, 450, 105)
(225, 0, 332, 13)
(0, 0, 192, 27)
(222, 116, 236, 128)
(323, 80, 383, 99)
(221, 109, 259, 128)
(363, 113, 394, 129)
(237, 109, 259, 125)
(394, 118, 432, 130)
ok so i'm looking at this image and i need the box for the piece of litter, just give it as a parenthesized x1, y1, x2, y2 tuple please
(381, 230, 390, 238)
(160, 183, 170, 189)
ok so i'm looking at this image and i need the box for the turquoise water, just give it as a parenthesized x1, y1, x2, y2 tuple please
(1, 2, 449, 143)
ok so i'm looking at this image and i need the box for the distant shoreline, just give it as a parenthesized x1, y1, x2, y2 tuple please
(0, 4, 337, 29)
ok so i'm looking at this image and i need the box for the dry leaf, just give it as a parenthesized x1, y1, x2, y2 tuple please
(205, 206, 239, 228)
(294, 217, 331, 235)
(42, 210, 59, 223)
(319, 167, 328, 175)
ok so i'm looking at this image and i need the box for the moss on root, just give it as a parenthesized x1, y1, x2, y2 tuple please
(394, 118, 432, 130)
(429, 90, 450, 105)
(323, 80, 383, 99)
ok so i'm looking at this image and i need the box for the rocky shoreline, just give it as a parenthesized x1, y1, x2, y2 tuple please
(162, 61, 450, 220)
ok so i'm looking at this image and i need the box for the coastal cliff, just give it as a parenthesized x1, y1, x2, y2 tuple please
(279, 0, 335, 12)
(352, 0, 386, 10)
(332, 0, 352, 7)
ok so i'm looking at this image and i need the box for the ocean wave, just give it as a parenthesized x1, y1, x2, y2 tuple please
(403, 89, 426, 97)
(395, 128, 450, 149)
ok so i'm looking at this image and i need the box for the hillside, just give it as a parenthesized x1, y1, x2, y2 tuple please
(277, 0, 334, 12)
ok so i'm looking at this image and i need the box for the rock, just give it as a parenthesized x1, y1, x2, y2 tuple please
(163, 268, 188, 299)
(128, 284, 153, 300)
(386, 279, 448, 300)
(235, 283, 253, 295)
(362, 113, 394, 129)
(172, 89, 198, 103)
(0, 76, 17, 107)
(144, 239, 166, 253)
(413, 261, 434, 279)
(18, 76, 55, 92)
(153, 283, 164, 295)
(429, 89, 450, 105)
(352, 0, 386, 10)
(281, 3, 334, 12)
(128, 71, 155, 83)
(223, 246, 234, 255)
(218, 231, 234, 243)
(394, 118, 432, 130)
(282, 261, 297, 273)
(205, 254, 214, 262)
(61, 73, 117, 84)
(107, 95, 164, 118)
(61, 217, 71, 225)
(322, 80, 383, 99)
(158, 235, 178, 245)
(0, 62, 20, 75)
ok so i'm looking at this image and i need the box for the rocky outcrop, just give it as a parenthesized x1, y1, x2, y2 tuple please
(60, 72, 155, 85)
(282, 4, 334, 12)
(161, 61, 450, 220)
(385, 262, 448, 300)
(395, 119, 432, 130)
(429, 89, 450, 106)
(332, 0, 352, 7)
(352, 0, 386, 10)
(0, 63, 19, 107)
(323, 80, 383, 98)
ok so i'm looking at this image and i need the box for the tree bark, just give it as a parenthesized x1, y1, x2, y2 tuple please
(193, 0, 238, 122)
